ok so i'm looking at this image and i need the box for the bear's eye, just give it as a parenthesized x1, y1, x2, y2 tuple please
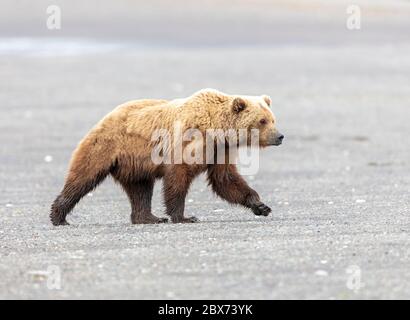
(259, 119, 267, 125)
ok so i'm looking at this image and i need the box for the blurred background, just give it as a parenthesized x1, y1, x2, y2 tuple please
(0, 0, 409, 299)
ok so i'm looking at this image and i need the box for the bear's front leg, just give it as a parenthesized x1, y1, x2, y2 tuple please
(120, 179, 168, 224)
(163, 166, 199, 223)
(207, 164, 271, 216)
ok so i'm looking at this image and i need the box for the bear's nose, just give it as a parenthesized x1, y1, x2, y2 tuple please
(278, 134, 284, 141)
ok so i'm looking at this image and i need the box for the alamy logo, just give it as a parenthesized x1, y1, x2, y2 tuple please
(346, 265, 364, 293)
(47, 265, 62, 290)
(150, 121, 261, 175)
(46, 5, 62, 30)
(346, 5, 361, 30)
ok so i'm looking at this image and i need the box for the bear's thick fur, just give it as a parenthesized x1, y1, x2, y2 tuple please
(50, 89, 283, 225)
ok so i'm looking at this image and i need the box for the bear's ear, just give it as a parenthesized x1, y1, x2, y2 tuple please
(232, 97, 247, 113)
(262, 95, 271, 107)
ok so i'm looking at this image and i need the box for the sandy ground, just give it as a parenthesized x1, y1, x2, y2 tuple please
(0, 0, 409, 299)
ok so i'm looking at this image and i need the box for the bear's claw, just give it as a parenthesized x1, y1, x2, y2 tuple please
(52, 219, 70, 226)
(172, 216, 199, 223)
(132, 216, 169, 224)
(251, 203, 271, 216)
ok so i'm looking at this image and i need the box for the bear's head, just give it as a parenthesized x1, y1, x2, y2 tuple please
(228, 94, 284, 148)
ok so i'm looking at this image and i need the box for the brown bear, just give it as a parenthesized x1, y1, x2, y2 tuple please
(50, 89, 284, 226)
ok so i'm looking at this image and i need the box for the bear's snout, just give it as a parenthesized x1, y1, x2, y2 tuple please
(276, 133, 284, 145)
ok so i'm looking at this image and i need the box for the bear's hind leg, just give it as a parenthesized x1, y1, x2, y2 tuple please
(121, 179, 168, 224)
(50, 168, 110, 226)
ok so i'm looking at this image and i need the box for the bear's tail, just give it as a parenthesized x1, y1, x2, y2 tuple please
(50, 135, 114, 226)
